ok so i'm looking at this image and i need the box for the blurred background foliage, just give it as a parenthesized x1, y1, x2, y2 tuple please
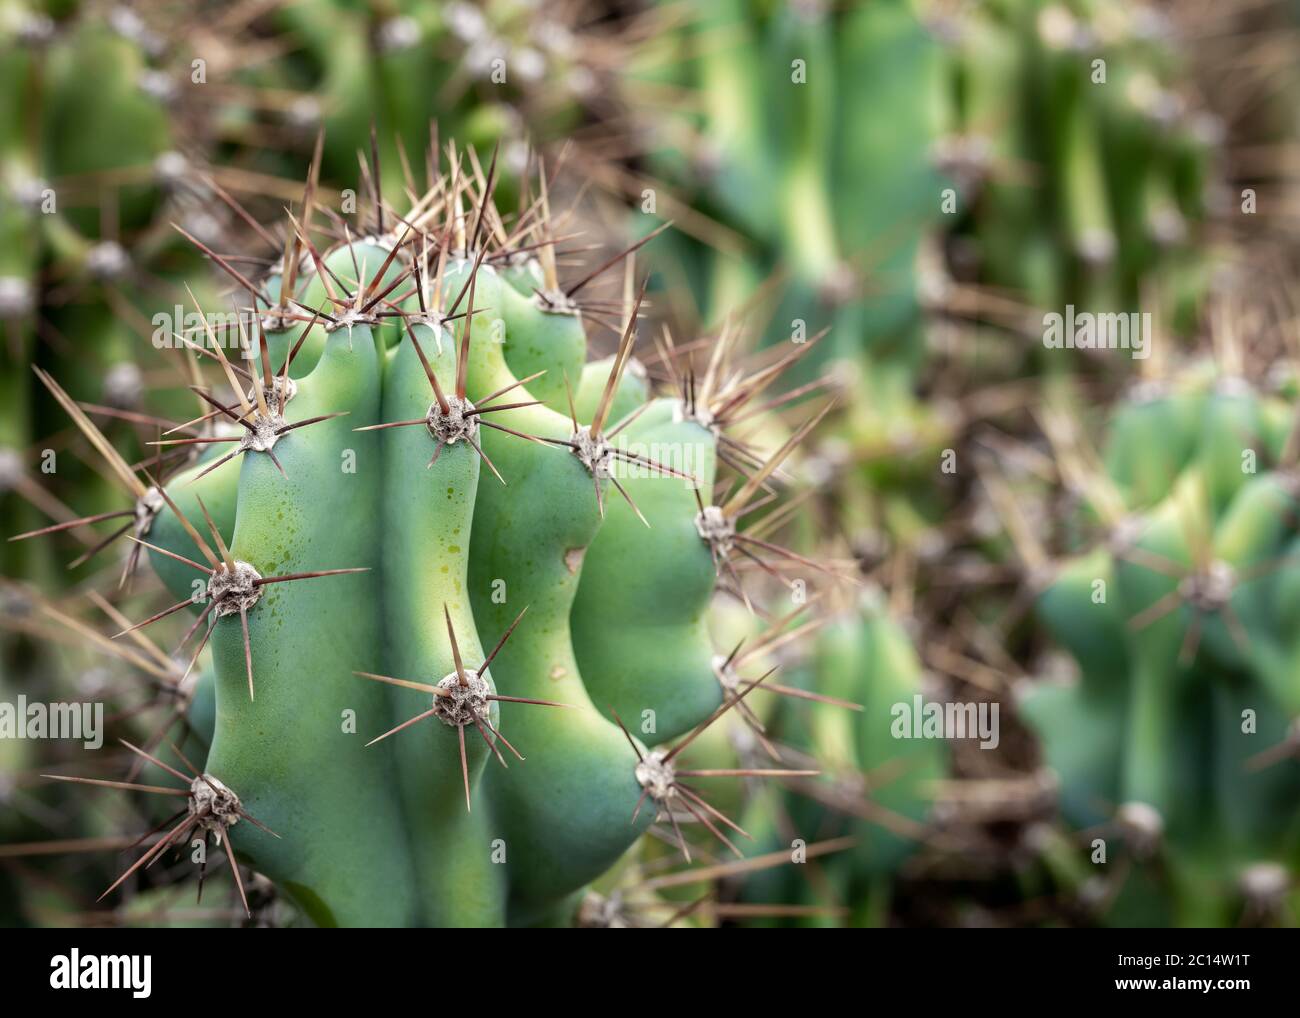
(1, 0, 1298, 926)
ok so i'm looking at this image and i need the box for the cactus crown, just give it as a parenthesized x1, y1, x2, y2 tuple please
(28, 130, 833, 927)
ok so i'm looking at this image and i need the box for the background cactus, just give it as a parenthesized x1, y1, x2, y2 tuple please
(731, 592, 946, 927)
(0, 1, 308, 593)
(933, 0, 1222, 335)
(627, 0, 945, 370)
(257, 0, 625, 201)
(1007, 344, 1300, 926)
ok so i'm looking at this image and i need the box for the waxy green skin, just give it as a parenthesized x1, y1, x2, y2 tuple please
(141, 240, 736, 925)
(206, 323, 418, 927)
(299, 240, 408, 351)
(498, 257, 545, 299)
(495, 282, 586, 411)
(377, 317, 504, 927)
(453, 265, 657, 922)
(144, 276, 315, 603)
(573, 354, 648, 425)
(571, 400, 723, 743)
(146, 459, 240, 602)
(143, 261, 387, 599)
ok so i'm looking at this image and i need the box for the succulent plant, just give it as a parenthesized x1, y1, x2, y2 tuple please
(15, 135, 836, 927)
(626, 0, 945, 367)
(3, 0, 1293, 938)
(0, 2, 296, 592)
(933, 0, 1221, 343)
(264, 0, 621, 200)
(1006, 347, 1300, 926)
(728, 592, 945, 927)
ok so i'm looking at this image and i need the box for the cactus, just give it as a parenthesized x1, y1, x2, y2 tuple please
(726, 592, 945, 927)
(4, 0, 1292, 936)
(933, 1, 1221, 344)
(17, 136, 835, 927)
(1007, 346, 1300, 926)
(264, 0, 615, 199)
(0, 6, 162, 582)
(627, 0, 945, 367)
(0, 2, 298, 594)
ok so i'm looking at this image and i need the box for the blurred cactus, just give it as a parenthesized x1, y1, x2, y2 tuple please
(0, 2, 287, 591)
(264, 0, 620, 199)
(627, 0, 945, 367)
(933, 1, 1222, 345)
(1012, 343, 1300, 926)
(722, 593, 944, 927)
(2, 0, 1297, 934)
